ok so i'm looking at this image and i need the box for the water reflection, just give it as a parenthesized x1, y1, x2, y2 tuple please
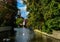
(0, 28, 60, 42)
(14, 28, 34, 42)
(15, 28, 60, 42)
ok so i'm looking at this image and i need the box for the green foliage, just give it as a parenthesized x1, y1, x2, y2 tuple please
(16, 18, 23, 25)
(26, 0, 60, 33)
(0, 2, 16, 27)
(0, 3, 8, 26)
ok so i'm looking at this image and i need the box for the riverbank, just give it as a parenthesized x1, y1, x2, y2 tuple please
(34, 29, 60, 40)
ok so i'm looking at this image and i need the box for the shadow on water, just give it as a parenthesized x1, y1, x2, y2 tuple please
(0, 28, 60, 42)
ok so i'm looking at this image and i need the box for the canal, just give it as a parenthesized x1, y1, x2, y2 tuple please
(0, 28, 60, 42)
(14, 28, 34, 42)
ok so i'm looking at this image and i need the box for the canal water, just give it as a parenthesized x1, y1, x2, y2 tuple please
(14, 28, 60, 42)
(14, 28, 34, 42)
(0, 28, 60, 42)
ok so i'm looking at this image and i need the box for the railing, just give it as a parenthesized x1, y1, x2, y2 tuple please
(0, 26, 12, 32)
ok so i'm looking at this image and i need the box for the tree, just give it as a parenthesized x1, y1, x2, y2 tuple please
(0, 2, 8, 26)
(0, 1, 17, 27)
(16, 18, 23, 26)
(26, 0, 44, 29)
(25, 0, 60, 33)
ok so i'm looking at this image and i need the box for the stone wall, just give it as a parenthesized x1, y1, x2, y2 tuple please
(52, 30, 60, 39)
(34, 29, 60, 42)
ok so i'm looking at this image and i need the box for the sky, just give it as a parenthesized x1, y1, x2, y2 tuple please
(17, 0, 29, 19)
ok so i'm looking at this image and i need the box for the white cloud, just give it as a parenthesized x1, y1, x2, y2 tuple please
(18, 5, 27, 11)
(17, 0, 28, 19)
(20, 0, 23, 3)
(26, 12, 29, 15)
(17, 0, 23, 4)
(20, 11, 29, 19)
